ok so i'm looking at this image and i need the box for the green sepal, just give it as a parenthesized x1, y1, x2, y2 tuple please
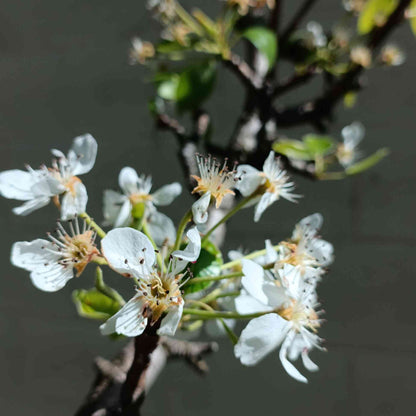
(184, 240, 223, 294)
(72, 288, 122, 321)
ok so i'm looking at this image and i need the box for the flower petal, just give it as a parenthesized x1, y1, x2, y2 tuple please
(254, 192, 276, 222)
(236, 164, 263, 197)
(101, 228, 155, 279)
(171, 227, 201, 274)
(12, 196, 51, 216)
(118, 167, 140, 195)
(151, 182, 182, 206)
(0, 170, 38, 200)
(235, 313, 290, 366)
(262, 151, 277, 176)
(235, 292, 272, 314)
(11, 239, 73, 292)
(241, 259, 268, 305)
(60, 182, 88, 220)
(192, 192, 210, 224)
(100, 295, 147, 337)
(146, 210, 176, 246)
(103, 190, 129, 226)
(114, 199, 132, 228)
(301, 349, 319, 372)
(157, 300, 183, 336)
(67, 134, 98, 176)
(279, 331, 308, 383)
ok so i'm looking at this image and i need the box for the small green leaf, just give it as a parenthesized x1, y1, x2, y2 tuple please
(184, 240, 223, 294)
(176, 60, 217, 109)
(242, 26, 278, 70)
(72, 289, 122, 321)
(273, 139, 312, 161)
(345, 148, 390, 175)
(303, 134, 334, 156)
(358, 0, 398, 35)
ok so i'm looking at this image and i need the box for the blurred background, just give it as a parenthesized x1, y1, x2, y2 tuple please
(0, 1, 415, 415)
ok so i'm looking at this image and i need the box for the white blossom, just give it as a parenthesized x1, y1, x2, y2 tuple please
(236, 151, 299, 222)
(337, 121, 365, 167)
(234, 259, 325, 383)
(276, 213, 334, 275)
(100, 227, 201, 337)
(191, 155, 241, 224)
(11, 219, 100, 292)
(0, 134, 97, 219)
(103, 167, 181, 243)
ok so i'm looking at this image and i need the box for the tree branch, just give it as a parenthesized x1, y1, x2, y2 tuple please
(223, 53, 262, 90)
(75, 337, 218, 416)
(273, 0, 411, 128)
(280, 0, 318, 43)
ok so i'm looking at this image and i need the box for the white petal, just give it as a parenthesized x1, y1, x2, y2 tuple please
(235, 314, 290, 366)
(262, 151, 277, 176)
(157, 300, 183, 336)
(241, 260, 268, 305)
(146, 211, 176, 246)
(236, 165, 262, 196)
(101, 228, 155, 279)
(60, 182, 88, 220)
(114, 199, 132, 228)
(103, 190, 129, 226)
(264, 239, 278, 263)
(11, 239, 73, 292)
(297, 213, 323, 235)
(301, 350, 319, 372)
(100, 295, 147, 337)
(341, 121, 365, 149)
(279, 331, 308, 383)
(67, 134, 98, 176)
(235, 292, 272, 314)
(151, 182, 182, 206)
(118, 167, 140, 195)
(254, 192, 276, 222)
(0, 170, 38, 200)
(192, 192, 211, 224)
(308, 239, 334, 267)
(12, 196, 51, 216)
(171, 227, 201, 274)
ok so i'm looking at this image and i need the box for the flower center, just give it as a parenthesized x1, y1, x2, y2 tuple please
(129, 192, 153, 205)
(136, 273, 182, 323)
(46, 220, 99, 276)
(278, 300, 319, 332)
(191, 155, 239, 208)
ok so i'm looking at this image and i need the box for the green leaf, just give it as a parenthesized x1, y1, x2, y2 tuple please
(345, 148, 390, 175)
(176, 60, 217, 109)
(72, 289, 122, 321)
(184, 240, 223, 294)
(303, 134, 334, 156)
(273, 139, 312, 160)
(242, 26, 278, 70)
(156, 61, 217, 109)
(358, 0, 398, 35)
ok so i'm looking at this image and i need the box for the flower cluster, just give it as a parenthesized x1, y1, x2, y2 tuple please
(1, 137, 333, 385)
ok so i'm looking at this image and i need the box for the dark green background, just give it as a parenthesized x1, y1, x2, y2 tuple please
(1, 1, 415, 415)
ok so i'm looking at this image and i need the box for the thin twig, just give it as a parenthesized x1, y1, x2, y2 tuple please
(280, 0, 318, 43)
